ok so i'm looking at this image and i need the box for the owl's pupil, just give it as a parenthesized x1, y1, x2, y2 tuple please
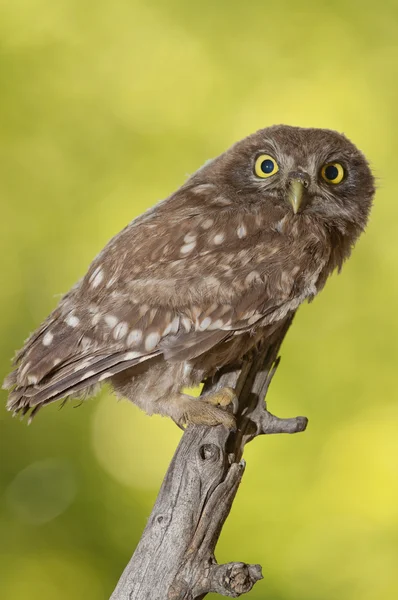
(325, 165, 339, 180)
(261, 159, 274, 174)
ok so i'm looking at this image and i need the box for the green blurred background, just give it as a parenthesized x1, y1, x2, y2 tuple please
(1, 1, 397, 598)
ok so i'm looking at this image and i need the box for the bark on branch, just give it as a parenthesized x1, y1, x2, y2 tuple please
(110, 314, 307, 600)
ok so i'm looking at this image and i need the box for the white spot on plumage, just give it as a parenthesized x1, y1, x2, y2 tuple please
(127, 329, 143, 346)
(184, 232, 197, 243)
(181, 317, 191, 332)
(53, 358, 61, 366)
(170, 316, 180, 334)
(183, 363, 193, 378)
(110, 290, 122, 300)
(65, 314, 80, 328)
(213, 233, 225, 245)
(199, 317, 212, 331)
(139, 305, 149, 317)
(201, 218, 214, 230)
(214, 196, 232, 206)
(162, 322, 173, 336)
(81, 370, 96, 380)
(42, 332, 53, 346)
(98, 372, 113, 381)
(145, 332, 161, 352)
(245, 271, 261, 285)
(180, 241, 196, 255)
(237, 224, 247, 238)
(205, 276, 220, 290)
(80, 336, 92, 351)
(104, 314, 118, 328)
(27, 374, 38, 385)
(113, 322, 128, 340)
(89, 266, 104, 288)
(275, 216, 287, 233)
(92, 313, 101, 326)
(74, 360, 93, 372)
(192, 183, 214, 194)
(208, 319, 224, 330)
(124, 351, 142, 360)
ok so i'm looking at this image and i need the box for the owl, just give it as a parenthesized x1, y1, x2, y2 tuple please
(4, 125, 374, 428)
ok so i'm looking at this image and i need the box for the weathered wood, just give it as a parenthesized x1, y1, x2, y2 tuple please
(110, 315, 307, 600)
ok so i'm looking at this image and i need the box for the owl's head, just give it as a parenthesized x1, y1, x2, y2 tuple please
(192, 125, 375, 234)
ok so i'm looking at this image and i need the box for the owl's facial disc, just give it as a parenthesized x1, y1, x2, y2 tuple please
(286, 171, 310, 214)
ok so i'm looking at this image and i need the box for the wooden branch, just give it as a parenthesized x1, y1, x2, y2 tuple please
(110, 314, 308, 600)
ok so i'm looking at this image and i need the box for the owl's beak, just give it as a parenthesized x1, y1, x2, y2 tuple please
(287, 172, 310, 214)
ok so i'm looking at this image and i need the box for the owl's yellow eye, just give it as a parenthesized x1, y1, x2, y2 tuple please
(321, 162, 345, 184)
(254, 154, 279, 178)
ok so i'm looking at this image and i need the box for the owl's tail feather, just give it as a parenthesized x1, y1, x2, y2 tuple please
(4, 350, 157, 421)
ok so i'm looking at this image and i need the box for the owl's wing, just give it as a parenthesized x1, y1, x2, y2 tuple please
(5, 207, 327, 416)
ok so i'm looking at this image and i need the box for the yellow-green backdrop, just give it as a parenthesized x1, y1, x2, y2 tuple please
(0, 1, 397, 599)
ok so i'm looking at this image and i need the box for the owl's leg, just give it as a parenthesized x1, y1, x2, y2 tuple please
(111, 360, 236, 428)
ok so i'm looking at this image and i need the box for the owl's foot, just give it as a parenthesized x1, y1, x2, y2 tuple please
(180, 399, 236, 430)
(160, 389, 237, 429)
(180, 387, 237, 429)
(175, 388, 236, 429)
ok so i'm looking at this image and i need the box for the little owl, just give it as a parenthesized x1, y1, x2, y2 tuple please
(4, 125, 375, 428)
